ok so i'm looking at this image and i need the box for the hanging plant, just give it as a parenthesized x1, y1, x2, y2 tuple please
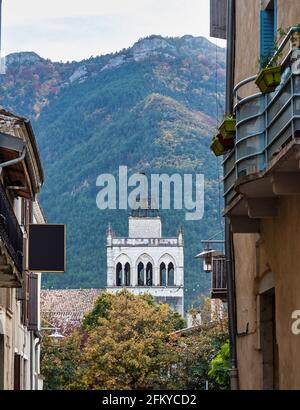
(218, 116, 236, 140)
(255, 65, 281, 94)
(255, 33, 283, 94)
(210, 133, 234, 157)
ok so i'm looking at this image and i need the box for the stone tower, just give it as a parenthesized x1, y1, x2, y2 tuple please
(106, 208, 184, 315)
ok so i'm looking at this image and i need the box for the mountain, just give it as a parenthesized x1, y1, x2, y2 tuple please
(0, 35, 226, 308)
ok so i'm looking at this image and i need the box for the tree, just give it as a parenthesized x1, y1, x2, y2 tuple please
(40, 331, 81, 390)
(208, 339, 230, 388)
(71, 290, 181, 390)
(165, 296, 229, 390)
(41, 293, 228, 390)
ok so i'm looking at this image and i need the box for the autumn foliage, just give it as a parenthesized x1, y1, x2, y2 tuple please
(41, 291, 228, 390)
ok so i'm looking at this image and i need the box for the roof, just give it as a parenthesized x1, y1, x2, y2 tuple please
(0, 108, 44, 195)
(41, 289, 103, 334)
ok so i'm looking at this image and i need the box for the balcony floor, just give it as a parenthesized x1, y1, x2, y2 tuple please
(224, 139, 300, 233)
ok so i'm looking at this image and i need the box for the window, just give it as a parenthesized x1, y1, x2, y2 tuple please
(146, 262, 153, 286)
(116, 262, 122, 286)
(260, 0, 277, 67)
(138, 262, 144, 286)
(124, 263, 130, 286)
(168, 263, 175, 286)
(160, 263, 166, 286)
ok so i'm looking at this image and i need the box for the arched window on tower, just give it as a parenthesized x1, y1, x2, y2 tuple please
(168, 262, 175, 286)
(116, 262, 122, 286)
(124, 262, 131, 286)
(138, 262, 144, 286)
(146, 262, 153, 286)
(160, 262, 166, 286)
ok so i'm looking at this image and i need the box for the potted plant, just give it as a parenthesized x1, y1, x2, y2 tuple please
(255, 39, 282, 94)
(255, 64, 281, 94)
(218, 116, 236, 139)
(210, 133, 234, 157)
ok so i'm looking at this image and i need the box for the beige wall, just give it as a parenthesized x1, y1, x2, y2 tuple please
(234, 0, 260, 98)
(277, 0, 300, 31)
(234, 197, 300, 389)
(234, 0, 300, 100)
(261, 197, 300, 389)
(234, 234, 262, 389)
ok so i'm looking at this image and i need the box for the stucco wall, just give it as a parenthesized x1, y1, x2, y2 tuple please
(233, 196, 300, 389)
(277, 0, 300, 31)
(234, 0, 260, 98)
(233, 233, 262, 389)
(261, 197, 300, 389)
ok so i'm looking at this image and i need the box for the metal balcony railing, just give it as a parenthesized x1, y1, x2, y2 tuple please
(0, 182, 23, 273)
(223, 26, 300, 207)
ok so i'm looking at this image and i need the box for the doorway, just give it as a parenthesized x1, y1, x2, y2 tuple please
(260, 288, 279, 389)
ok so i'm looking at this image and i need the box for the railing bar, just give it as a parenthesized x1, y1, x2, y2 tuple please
(265, 78, 292, 110)
(265, 118, 296, 151)
(235, 131, 265, 145)
(234, 92, 262, 111)
(236, 112, 265, 127)
(235, 151, 265, 165)
(266, 98, 293, 128)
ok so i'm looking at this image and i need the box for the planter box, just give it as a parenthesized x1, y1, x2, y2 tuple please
(255, 65, 281, 94)
(219, 117, 236, 139)
(210, 133, 234, 156)
(219, 133, 234, 149)
(211, 135, 225, 156)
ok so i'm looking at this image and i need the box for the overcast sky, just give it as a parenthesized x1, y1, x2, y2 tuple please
(2, 0, 225, 62)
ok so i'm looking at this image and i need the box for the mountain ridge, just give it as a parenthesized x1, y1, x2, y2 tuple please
(0, 35, 225, 308)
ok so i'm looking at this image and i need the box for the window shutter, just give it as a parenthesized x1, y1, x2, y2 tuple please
(14, 353, 21, 390)
(212, 257, 227, 290)
(260, 9, 276, 65)
(210, 0, 227, 39)
(28, 273, 38, 331)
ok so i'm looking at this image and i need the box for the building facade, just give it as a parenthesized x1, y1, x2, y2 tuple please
(0, 109, 44, 390)
(211, 0, 300, 390)
(106, 211, 184, 316)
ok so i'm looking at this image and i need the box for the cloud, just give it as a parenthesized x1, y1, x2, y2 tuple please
(2, 0, 225, 61)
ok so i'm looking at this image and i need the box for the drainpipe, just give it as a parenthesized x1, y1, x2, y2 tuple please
(0, 146, 26, 169)
(225, 0, 239, 390)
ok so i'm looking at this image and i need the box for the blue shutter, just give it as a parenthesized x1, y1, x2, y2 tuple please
(260, 9, 275, 66)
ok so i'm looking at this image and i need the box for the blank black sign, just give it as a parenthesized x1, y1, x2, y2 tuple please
(28, 225, 66, 272)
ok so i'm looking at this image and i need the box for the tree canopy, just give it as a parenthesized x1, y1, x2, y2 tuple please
(41, 292, 229, 390)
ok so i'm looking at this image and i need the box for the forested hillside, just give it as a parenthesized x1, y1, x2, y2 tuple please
(0, 35, 225, 308)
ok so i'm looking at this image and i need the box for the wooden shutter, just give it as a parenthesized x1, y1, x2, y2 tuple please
(14, 353, 21, 390)
(28, 273, 38, 331)
(210, 0, 227, 39)
(0, 335, 4, 390)
(260, 8, 276, 65)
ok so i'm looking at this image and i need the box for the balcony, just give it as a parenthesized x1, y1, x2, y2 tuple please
(211, 257, 227, 301)
(223, 27, 300, 232)
(0, 182, 23, 287)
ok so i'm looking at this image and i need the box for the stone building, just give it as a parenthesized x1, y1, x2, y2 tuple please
(211, 0, 300, 390)
(106, 209, 184, 316)
(0, 109, 44, 390)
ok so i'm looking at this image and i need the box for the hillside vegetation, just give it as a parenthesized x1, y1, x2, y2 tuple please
(0, 35, 225, 308)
